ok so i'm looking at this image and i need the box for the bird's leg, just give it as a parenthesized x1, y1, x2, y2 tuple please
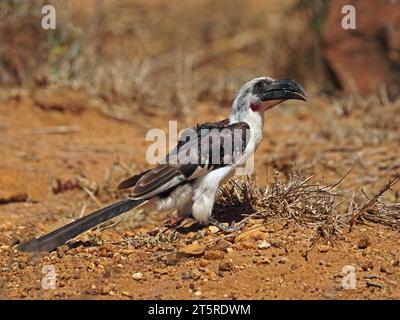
(208, 216, 244, 233)
(164, 214, 186, 228)
(146, 213, 185, 237)
(167, 201, 193, 228)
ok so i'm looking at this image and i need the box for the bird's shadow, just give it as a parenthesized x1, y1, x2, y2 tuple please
(173, 206, 247, 235)
(67, 238, 102, 250)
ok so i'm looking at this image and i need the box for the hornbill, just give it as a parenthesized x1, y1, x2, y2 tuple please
(18, 77, 306, 252)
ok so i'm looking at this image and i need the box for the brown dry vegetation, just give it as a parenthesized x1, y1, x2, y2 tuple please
(0, 0, 400, 300)
(0, 0, 328, 112)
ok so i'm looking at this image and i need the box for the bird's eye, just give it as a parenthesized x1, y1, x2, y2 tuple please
(253, 80, 268, 95)
(256, 81, 267, 89)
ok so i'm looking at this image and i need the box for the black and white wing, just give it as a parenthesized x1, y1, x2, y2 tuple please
(118, 119, 250, 199)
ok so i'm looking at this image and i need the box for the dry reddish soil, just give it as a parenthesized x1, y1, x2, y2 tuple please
(0, 88, 399, 300)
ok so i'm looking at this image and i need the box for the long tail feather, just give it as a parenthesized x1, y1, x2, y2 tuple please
(18, 199, 144, 252)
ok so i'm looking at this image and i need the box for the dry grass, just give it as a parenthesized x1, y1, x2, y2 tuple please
(101, 170, 399, 252)
(349, 173, 400, 230)
(216, 171, 400, 243)
(0, 0, 326, 116)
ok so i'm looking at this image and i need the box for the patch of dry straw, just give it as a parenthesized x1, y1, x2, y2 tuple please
(216, 171, 400, 242)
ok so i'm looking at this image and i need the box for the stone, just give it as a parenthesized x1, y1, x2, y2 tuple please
(235, 225, 266, 242)
(178, 243, 206, 256)
(358, 236, 370, 249)
(213, 239, 231, 251)
(257, 240, 271, 249)
(204, 250, 225, 260)
(361, 261, 374, 271)
(218, 261, 234, 272)
(318, 244, 330, 253)
(235, 241, 256, 251)
(132, 272, 143, 280)
(270, 240, 284, 248)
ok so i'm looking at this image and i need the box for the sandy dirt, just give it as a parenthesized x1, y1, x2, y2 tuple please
(0, 88, 399, 300)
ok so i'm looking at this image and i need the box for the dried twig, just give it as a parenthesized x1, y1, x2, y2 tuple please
(81, 186, 102, 207)
(349, 172, 400, 229)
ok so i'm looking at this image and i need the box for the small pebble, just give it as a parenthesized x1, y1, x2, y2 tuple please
(270, 240, 284, 248)
(358, 236, 370, 249)
(132, 272, 143, 280)
(235, 241, 256, 251)
(204, 250, 225, 260)
(213, 239, 231, 251)
(179, 243, 206, 256)
(257, 240, 271, 250)
(219, 261, 234, 272)
(253, 257, 271, 265)
(199, 259, 210, 267)
(361, 261, 374, 271)
(380, 264, 393, 274)
(317, 244, 330, 253)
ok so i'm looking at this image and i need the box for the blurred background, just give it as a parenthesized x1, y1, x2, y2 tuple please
(0, 0, 399, 116)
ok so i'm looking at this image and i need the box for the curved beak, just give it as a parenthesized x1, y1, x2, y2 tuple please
(260, 79, 307, 102)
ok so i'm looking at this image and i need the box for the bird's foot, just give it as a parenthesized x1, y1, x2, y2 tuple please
(208, 217, 243, 233)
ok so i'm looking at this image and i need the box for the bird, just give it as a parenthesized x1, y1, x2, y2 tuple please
(18, 77, 306, 252)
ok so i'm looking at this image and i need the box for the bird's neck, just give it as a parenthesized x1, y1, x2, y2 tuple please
(229, 108, 265, 150)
